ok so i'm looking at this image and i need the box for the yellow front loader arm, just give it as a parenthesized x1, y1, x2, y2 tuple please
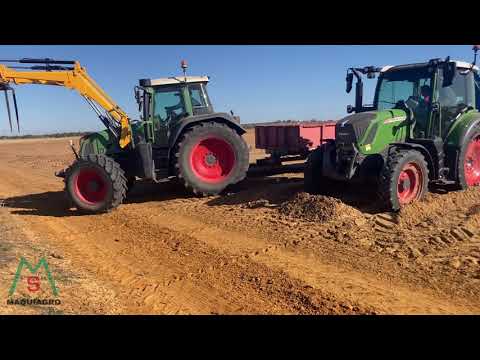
(0, 60, 132, 148)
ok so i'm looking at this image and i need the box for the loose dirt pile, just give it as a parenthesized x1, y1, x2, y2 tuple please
(278, 192, 362, 223)
(398, 188, 480, 228)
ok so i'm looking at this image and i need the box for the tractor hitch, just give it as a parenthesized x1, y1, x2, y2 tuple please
(55, 140, 79, 178)
(55, 168, 66, 178)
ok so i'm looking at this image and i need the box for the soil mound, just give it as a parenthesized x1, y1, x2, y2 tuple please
(278, 192, 361, 223)
(397, 188, 480, 227)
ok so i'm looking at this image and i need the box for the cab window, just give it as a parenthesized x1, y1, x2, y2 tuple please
(188, 84, 208, 108)
(438, 70, 474, 110)
(437, 69, 475, 137)
(376, 68, 432, 111)
(153, 87, 185, 122)
(474, 72, 480, 110)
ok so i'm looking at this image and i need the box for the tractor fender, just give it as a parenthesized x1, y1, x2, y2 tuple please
(388, 143, 437, 180)
(168, 112, 246, 150)
(169, 112, 246, 148)
(79, 130, 119, 158)
(445, 112, 480, 180)
(445, 112, 480, 151)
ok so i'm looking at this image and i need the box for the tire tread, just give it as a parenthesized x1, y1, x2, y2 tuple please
(64, 154, 127, 213)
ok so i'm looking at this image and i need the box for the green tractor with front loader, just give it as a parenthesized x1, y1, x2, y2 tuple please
(66, 62, 250, 213)
(305, 48, 480, 211)
(0, 58, 249, 214)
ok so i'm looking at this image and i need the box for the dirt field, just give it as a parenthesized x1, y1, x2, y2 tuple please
(0, 129, 479, 314)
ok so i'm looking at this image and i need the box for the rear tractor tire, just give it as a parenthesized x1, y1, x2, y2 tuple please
(175, 122, 249, 196)
(455, 128, 480, 190)
(65, 154, 127, 214)
(379, 149, 429, 211)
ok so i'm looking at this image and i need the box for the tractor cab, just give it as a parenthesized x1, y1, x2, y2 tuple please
(133, 62, 243, 154)
(345, 58, 479, 142)
(138, 75, 213, 121)
(135, 75, 214, 145)
(373, 60, 479, 140)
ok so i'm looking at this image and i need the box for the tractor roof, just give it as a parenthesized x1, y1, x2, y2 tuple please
(146, 76, 210, 87)
(380, 61, 479, 73)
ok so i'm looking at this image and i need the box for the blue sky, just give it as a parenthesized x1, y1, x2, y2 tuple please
(0, 45, 476, 135)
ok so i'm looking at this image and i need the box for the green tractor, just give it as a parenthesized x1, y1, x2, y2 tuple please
(61, 61, 249, 213)
(305, 49, 480, 211)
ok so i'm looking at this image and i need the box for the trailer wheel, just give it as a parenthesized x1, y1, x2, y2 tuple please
(379, 149, 429, 211)
(304, 144, 333, 195)
(175, 122, 249, 196)
(455, 129, 480, 189)
(65, 154, 127, 214)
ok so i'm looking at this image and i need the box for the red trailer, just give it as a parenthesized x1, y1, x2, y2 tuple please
(254, 122, 336, 165)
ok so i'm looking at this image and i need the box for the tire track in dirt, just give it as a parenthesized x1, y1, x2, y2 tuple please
(146, 183, 480, 312)
(0, 164, 368, 314)
(367, 192, 480, 285)
(0, 207, 125, 314)
(116, 205, 476, 314)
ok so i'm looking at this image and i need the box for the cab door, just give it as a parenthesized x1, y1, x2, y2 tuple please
(152, 86, 186, 147)
(411, 78, 434, 139)
(435, 69, 475, 139)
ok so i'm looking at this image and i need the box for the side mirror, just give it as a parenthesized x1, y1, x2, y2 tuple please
(443, 61, 457, 87)
(134, 88, 140, 103)
(134, 87, 145, 113)
(346, 73, 353, 93)
(346, 105, 354, 114)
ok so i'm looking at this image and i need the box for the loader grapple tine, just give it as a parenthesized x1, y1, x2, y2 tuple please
(11, 89, 20, 132)
(4, 90, 13, 132)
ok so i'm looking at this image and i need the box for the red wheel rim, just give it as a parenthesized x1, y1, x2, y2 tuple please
(190, 137, 235, 184)
(74, 168, 108, 205)
(397, 162, 423, 205)
(464, 135, 480, 187)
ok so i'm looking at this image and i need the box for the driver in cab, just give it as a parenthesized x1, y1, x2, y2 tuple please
(413, 85, 432, 137)
(165, 93, 201, 121)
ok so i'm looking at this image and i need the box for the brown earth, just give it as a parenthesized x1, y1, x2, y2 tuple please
(0, 130, 479, 314)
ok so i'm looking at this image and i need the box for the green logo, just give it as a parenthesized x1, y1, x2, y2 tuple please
(8, 257, 58, 297)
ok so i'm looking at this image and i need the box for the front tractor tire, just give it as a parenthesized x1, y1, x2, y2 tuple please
(175, 122, 249, 196)
(379, 149, 429, 211)
(65, 154, 127, 214)
(304, 144, 334, 195)
(305, 147, 324, 194)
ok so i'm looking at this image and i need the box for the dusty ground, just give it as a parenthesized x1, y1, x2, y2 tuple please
(0, 130, 479, 315)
